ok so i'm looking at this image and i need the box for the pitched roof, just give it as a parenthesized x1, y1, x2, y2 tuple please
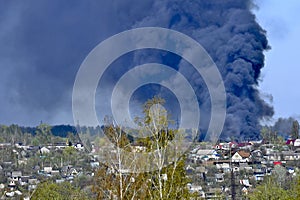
(196, 149, 215, 156)
(238, 142, 252, 147)
(286, 139, 296, 145)
(238, 150, 251, 158)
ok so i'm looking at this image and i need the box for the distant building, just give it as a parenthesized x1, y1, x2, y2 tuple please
(232, 150, 251, 162)
(11, 171, 22, 181)
(294, 139, 300, 147)
(40, 147, 50, 154)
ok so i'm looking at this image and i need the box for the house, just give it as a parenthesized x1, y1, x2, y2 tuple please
(239, 163, 253, 171)
(215, 143, 229, 150)
(90, 161, 100, 168)
(264, 153, 281, 161)
(286, 139, 296, 146)
(28, 179, 39, 191)
(188, 184, 205, 198)
(195, 166, 207, 180)
(215, 173, 224, 182)
(294, 139, 300, 147)
(8, 180, 16, 188)
(44, 166, 52, 173)
(240, 179, 252, 195)
(11, 171, 22, 181)
(254, 174, 264, 181)
(253, 167, 265, 181)
(74, 143, 84, 151)
(56, 179, 65, 184)
(287, 167, 295, 174)
(196, 149, 219, 160)
(5, 191, 15, 197)
(40, 147, 50, 154)
(238, 142, 253, 151)
(251, 150, 263, 159)
(240, 179, 251, 187)
(54, 142, 68, 150)
(18, 158, 28, 165)
(70, 168, 78, 176)
(51, 170, 60, 176)
(232, 150, 251, 162)
(233, 166, 240, 172)
(0, 143, 11, 149)
(28, 179, 38, 185)
(216, 163, 231, 172)
(273, 161, 282, 166)
(282, 151, 300, 161)
(215, 142, 237, 150)
(206, 188, 223, 199)
(19, 175, 29, 186)
(188, 154, 202, 164)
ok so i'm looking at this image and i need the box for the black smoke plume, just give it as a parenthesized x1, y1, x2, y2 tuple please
(131, 0, 274, 140)
(0, 0, 273, 140)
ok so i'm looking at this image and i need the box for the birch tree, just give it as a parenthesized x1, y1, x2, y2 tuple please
(93, 97, 195, 199)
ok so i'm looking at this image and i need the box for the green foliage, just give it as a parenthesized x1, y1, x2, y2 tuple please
(260, 126, 285, 144)
(93, 164, 149, 200)
(35, 123, 52, 144)
(248, 173, 300, 200)
(291, 120, 299, 139)
(93, 97, 195, 200)
(248, 181, 290, 200)
(146, 156, 194, 200)
(63, 146, 77, 165)
(31, 181, 88, 200)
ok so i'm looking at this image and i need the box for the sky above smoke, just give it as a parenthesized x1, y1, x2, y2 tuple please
(0, 0, 297, 139)
(254, 0, 300, 122)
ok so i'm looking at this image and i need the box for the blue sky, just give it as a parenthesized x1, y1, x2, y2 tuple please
(255, 0, 300, 121)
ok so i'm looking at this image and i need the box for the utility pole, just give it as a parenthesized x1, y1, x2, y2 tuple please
(231, 168, 236, 200)
(230, 145, 236, 200)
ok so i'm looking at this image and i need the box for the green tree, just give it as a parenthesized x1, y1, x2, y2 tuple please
(291, 120, 299, 139)
(248, 170, 298, 200)
(93, 97, 195, 199)
(248, 180, 290, 200)
(137, 97, 192, 199)
(35, 123, 52, 144)
(31, 181, 88, 200)
(290, 176, 300, 200)
(63, 146, 77, 165)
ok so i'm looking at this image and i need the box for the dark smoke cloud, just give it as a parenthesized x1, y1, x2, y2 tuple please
(0, 0, 153, 125)
(272, 117, 295, 138)
(131, 0, 274, 139)
(0, 0, 273, 140)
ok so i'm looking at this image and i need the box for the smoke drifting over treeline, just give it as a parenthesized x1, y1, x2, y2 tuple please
(0, 0, 273, 140)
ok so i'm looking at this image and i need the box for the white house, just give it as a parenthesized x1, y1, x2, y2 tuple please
(232, 151, 251, 163)
(44, 166, 52, 173)
(294, 139, 300, 147)
(11, 171, 22, 181)
(40, 147, 50, 154)
(74, 143, 84, 151)
(215, 173, 224, 182)
(196, 149, 219, 160)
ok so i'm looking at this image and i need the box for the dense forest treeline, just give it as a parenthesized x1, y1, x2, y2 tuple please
(0, 123, 104, 145)
(0, 116, 298, 145)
